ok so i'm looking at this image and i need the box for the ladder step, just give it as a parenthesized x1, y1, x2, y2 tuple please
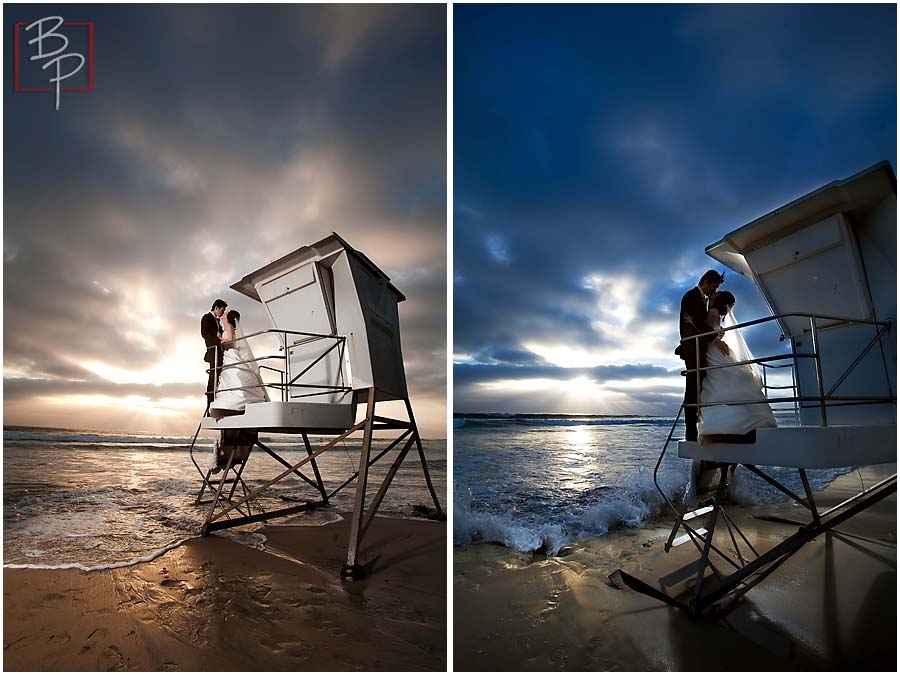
(672, 528, 707, 547)
(682, 506, 714, 522)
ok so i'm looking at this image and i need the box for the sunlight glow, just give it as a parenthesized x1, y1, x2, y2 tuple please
(525, 316, 681, 369)
(81, 337, 206, 385)
(480, 376, 617, 401)
(39, 394, 197, 415)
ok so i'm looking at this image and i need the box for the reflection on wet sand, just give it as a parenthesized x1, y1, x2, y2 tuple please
(4, 515, 447, 671)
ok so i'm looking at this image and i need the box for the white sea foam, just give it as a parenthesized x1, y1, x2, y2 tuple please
(454, 414, 853, 555)
(3, 536, 197, 572)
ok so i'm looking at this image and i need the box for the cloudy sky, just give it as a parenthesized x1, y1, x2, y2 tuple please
(454, 4, 896, 415)
(4, 5, 447, 436)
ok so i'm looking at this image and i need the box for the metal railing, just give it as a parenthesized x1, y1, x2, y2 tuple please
(652, 311, 894, 519)
(206, 328, 352, 404)
(681, 312, 893, 426)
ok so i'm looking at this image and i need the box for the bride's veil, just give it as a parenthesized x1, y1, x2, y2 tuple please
(721, 308, 764, 388)
(234, 322, 270, 402)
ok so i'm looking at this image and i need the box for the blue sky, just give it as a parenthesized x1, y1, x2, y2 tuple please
(454, 3, 896, 414)
(4, 5, 447, 435)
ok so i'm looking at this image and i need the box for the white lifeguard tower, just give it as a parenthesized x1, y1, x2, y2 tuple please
(614, 162, 896, 616)
(188, 233, 443, 579)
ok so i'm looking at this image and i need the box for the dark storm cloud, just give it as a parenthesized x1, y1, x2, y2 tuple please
(4, 5, 446, 432)
(472, 346, 546, 366)
(453, 3, 895, 412)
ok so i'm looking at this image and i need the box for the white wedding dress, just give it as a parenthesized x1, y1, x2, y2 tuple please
(209, 321, 269, 416)
(696, 308, 777, 441)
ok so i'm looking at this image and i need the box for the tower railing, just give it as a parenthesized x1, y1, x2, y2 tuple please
(653, 312, 894, 518)
(205, 328, 352, 403)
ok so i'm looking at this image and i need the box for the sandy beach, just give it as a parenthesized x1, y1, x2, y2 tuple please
(454, 464, 896, 671)
(4, 514, 446, 671)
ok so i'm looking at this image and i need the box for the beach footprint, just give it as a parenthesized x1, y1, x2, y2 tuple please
(47, 631, 70, 646)
(80, 627, 108, 654)
(102, 644, 127, 671)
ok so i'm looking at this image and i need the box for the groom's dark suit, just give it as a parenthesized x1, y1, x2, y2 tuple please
(675, 287, 717, 442)
(201, 312, 224, 404)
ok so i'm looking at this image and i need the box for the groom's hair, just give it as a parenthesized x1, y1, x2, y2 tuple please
(699, 270, 725, 285)
(211, 299, 228, 311)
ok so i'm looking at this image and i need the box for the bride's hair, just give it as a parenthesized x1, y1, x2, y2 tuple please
(711, 291, 736, 315)
(226, 309, 240, 326)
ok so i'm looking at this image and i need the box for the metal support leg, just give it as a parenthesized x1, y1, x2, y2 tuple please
(720, 509, 746, 565)
(743, 464, 811, 508)
(798, 468, 820, 525)
(202, 446, 237, 535)
(303, 432, 329, 504)
(209, 421, 365, 524)
(255, 439, 323, 493)
(342, 387, 376, 580)
(405, 398, 443, 515)
(189, 405, 211, 503)
(359, 435, 417, 542)
(721, 506, 758, 558)
(326, 430, 412, 501)
(226, 458, 248, 501)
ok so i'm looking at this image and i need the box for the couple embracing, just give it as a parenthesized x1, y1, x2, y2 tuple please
(676, 270, 776, 445)
(201, 299, 268, 416)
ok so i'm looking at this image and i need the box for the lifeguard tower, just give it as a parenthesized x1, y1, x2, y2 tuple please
(613, 161, 896, 616)
(188, 233, 443, 579)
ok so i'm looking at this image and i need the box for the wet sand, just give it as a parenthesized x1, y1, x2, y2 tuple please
(4, 515, 446, 671)
(454, 465, 896, 671)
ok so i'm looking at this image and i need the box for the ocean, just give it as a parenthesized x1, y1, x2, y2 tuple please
(453, 413, 855, 555)
(3, 426, 446, 570)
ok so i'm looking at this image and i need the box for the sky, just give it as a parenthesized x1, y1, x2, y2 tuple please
(4, 4, 447, 437)
(453, 3, 896, 415)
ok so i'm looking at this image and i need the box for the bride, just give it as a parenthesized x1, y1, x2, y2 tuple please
(697, 291, 777, 442)
(209, 309, 269, 417)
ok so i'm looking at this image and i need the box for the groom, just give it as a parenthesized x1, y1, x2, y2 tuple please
(201, 299, 228, 405)
(675, 270, 726, 442)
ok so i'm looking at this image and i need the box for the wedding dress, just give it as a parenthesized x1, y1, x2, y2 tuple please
(696, 307, 777, 441)
(209, 321, 269, 415)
